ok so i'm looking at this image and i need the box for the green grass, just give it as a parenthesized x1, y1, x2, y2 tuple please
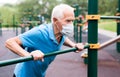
(98, 20, 117, 32)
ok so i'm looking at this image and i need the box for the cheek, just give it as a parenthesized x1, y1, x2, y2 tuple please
(61, 21, 67, 25)
(56, 21, 62, 30)
(60, 19, 67, 25)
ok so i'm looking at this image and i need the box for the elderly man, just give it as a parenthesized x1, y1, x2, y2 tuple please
(5, 4, 84, 77)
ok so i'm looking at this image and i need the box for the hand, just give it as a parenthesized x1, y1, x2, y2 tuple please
(30, 50, 44, 61)
(74, 43, 84, 53)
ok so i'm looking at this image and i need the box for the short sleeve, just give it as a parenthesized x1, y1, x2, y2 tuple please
(18, 27, 42, 48)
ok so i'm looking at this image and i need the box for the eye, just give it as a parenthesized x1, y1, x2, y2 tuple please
(66, 20, 74, 23)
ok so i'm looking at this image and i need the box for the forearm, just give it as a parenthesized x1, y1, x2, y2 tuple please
(64, 37, 76, 47)
(5, 37, 45, 61)
(5, 37, 30, 57)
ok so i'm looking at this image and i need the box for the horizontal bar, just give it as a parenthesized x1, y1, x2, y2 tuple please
(100, 16, 120, 19)
(0, 45, 90, 67)
(82, 35, 120, 58)
(99, 35, 120, 50)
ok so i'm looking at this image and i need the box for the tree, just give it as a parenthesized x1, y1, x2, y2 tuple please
(16, 0, 62, 22)
(98, 0, 118, 15)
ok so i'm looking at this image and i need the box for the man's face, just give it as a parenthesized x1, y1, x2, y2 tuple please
(53, 10, 75, 32)
(60, 10, 75, 26)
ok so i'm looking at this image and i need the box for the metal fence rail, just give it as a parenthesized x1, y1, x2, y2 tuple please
(0, 45, 89, 67)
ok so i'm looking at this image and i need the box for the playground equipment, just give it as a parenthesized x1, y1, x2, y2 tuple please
(0, 19, 2, 36)
(0, 45, 90, 67)
(116, 2, 120, 52)
(0, 1, 120, 77)
(75, 0, 120, 77)
(74, 2, 120, 53)
(100, 35, 120, 49)
(0, 13, 2, 36)
(73, 4, 84, 43)
(81, 35, 120, 62)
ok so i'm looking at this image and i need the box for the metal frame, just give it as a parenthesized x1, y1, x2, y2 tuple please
(0, 45, 89, 67)
(87, 1, 98, 77)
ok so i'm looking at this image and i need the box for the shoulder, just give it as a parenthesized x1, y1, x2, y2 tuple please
(38, 23, 53, 34)
(18, 23, 53, 39)
(38, 23, 52, 30)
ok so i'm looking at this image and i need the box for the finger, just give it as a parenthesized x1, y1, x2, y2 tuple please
(38, 52, 44, 61)
(40, 58, 44, 62)
(30, 50, 44, 60)
(75, 50, 80, 53)
(75, 43, 84, 51)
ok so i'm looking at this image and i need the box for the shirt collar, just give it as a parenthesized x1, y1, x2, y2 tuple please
(48, 23, 66, 45)
(48, 23, 58, 43)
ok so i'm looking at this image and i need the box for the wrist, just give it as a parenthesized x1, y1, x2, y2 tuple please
(21, 50, 30, 57)
(72, 43, 77, 48)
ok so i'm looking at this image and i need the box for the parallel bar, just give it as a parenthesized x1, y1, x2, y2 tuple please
(100, 16, 120, 19)
(0, 45, 89, 67)
(100, 35, 120, 49)
(0, 56, 33, 67)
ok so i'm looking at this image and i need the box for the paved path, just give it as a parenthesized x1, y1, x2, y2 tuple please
(0, 29, 120, 77)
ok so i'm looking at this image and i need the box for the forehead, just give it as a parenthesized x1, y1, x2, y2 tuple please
(62, 10, 75, 20)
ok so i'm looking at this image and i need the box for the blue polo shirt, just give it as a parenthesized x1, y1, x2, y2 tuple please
(14, 23, 66, 77)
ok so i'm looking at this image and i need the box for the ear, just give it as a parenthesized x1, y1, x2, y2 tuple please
(53, 17, 58, 23)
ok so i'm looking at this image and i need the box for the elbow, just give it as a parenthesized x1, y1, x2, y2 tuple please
(5, 38, 14, 48)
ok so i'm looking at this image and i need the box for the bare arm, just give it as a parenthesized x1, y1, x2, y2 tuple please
(64, 37, 84, 52)
(5, 36, 44, 61)
(5, 36, 30, 57)
(63, 37, 76, 47)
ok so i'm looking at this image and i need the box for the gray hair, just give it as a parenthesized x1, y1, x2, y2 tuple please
(51, 4, 74, 23)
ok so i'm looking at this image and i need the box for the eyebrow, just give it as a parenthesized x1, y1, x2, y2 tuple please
(64, 17, 75, 20)
(66, 19, 74, 22)
(66, 19, 74, 21)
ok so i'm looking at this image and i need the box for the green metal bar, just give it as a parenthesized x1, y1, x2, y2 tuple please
(78, 16, 83, 43)
(0, 22, 2, 36)
(0, 45, 89, 67)
(100, 16, 120, 19)
(28, 11, 33, 30)
(116, 0, 120, 53)
(77, 7, 82, 43)
(13, 14, 15, 31)
(88, 0, 98, 77)
(79, 26, 82, 42)
(15, 22, 18, 36)
(74, 4, 79, 43)
(0, 56, 33, 67)
(0, 13, 2, 36)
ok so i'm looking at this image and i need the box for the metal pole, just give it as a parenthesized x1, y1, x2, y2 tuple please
(15, 22, 18, 36)
(13, 14, 15, 31)
(0, 13, 2, 36)
(116, 0, 120, 53)
(78, 15, 83, 43)
(88, 0, 98, 77)
(28, 10, 33, 30)
(100, 35, 120, 50)
(0, 45, 89, 67)
(100, 16, 120, 19)
(74, 4, 79, 43)
(0, 22, 2, 36)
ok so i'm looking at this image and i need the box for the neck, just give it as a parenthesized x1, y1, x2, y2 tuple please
(53, 24, 61, 36)
(53, 24, 62, 43)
